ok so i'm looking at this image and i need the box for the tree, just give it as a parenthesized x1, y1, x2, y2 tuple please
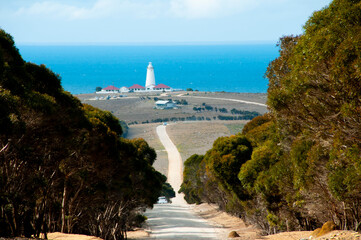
(179, 154, 204, 204)
(161, 183, 176, 201)
(205, 134, 252, 200)
(181, 134, 253, 213)
(265, 0, 361, 231)
(205, 105, 213, 111)
(181, 0, 361, 232)
(95, 86, 102, 92)
(0, 28, 168, 239)
(180, 99, 188, 105)
(218, 108, 228, 113)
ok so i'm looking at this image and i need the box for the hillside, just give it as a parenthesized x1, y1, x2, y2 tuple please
(77, 92, 267, 125)
(180, 0, 361, 236)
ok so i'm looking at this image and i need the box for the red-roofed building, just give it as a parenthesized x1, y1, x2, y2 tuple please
(154, 84, 172, 91)
(103, 85, 119, 91)
(97, 85, 120, 94)
(128, 84, 145, 92)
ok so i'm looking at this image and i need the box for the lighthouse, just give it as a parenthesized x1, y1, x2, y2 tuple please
(145, 62, 156, 90)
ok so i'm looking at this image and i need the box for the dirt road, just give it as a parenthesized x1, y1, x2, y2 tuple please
(156, 124, 185, 205)
(178, 95, 267, 107)
(144, 125, 220, 239)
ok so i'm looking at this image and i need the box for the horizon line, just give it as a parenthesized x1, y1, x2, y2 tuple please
(17, 40, 278, 46)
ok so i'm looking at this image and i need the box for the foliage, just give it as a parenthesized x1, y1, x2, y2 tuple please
(179, 154, 204, 204)
(180, 99, 188, 105)
(119, 120, 129, 137)
(0, 29, 167, 239)
(217, 115, 259, 120)
(181, 0, 361, 234)
(161, 183, 176, 201)
(264, 0, 361, 231)
(180, 135, 252, 214)
(205, 135, 252, 199)
(242, 114, 272, 135)
(218, 107, 228, 113)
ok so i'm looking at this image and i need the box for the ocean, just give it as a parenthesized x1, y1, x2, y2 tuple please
(17, 44, 279, 95)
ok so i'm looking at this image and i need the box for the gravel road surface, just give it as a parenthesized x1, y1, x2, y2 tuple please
(144, 125, 220, 239)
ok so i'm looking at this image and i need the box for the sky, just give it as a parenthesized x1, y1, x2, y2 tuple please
(0, 0, 332, 45)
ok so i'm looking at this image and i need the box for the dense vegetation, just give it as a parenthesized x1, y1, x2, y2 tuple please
(192, 105, 260, 119)
(132, 113, 259, 125)
(180, 0, 361, 234)
(0, 29, 168, 239)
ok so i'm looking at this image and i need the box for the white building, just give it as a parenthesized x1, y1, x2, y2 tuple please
(96, 63, 175, 93)
(120, 86, 129, 93)
(154, 83, 173, 91)
(145, 62, 156, 90)
(128, 84, 145, 92)
(155, 100, 177, 109)
(97, 85, 120, 94)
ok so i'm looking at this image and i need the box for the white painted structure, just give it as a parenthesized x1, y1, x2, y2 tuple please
(155, 100, 177, 109)
(96, 85, 120, 94)
(145, 62, 156, 90)
(96, 63, 175, 93)
(120, 86, 129, 93)
(128, 84, 145, 92)
(154, 83, 173, 92)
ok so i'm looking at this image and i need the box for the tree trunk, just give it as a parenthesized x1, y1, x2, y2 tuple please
(343, 202, 347, 230)
(61, 183, 67, 233)
(67, 180, 83, 233)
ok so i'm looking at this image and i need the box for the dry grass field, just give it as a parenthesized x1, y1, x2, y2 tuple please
(126, 123, 168, 176)
(166, 121, 247, 162)
(77, 91, 264, 173)
(126, 121, 246, 174)
(77, 91, 267, 125)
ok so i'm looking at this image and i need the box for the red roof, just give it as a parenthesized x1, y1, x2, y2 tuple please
(128, 84, 145, 89)
(154, 83, 171, 89)
(103, 85, 119, 90)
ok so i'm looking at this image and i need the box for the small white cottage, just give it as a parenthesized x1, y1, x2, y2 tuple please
(97, 85, 120, 94)
(128, 84, 145, 92)
(155, 100, 177, 110)
(119, 86, 129, 93)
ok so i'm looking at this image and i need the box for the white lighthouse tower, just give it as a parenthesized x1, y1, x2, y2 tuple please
(145, 62, 156, 90)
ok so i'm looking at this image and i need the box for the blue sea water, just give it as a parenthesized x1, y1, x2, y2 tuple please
(17, 45, 279, 94)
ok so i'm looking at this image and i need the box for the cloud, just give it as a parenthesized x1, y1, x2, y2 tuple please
(169, 0, 258, 19)
(16, 2, 88, 19)
(15, 0, 168, 20)
(15, 0, 270, 21)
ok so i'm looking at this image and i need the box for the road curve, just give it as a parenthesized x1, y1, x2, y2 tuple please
(179, 95, 267, 107)
(156, 125, 186, 205)
(144, 125, 219, 239)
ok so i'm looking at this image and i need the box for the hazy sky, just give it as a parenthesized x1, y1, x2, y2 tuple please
(0, 0, 332, 44)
